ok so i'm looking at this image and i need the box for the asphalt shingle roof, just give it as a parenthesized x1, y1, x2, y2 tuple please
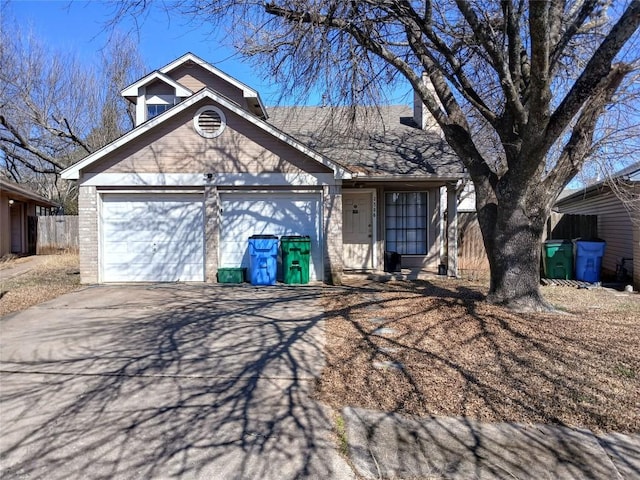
(267, 105, 464, 179)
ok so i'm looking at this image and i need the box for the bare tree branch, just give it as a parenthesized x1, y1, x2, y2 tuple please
(545, 0, 640, 149)
(454, 0, 526, 125)
(544, 62, 631, 199)
(550, 0, 600, 74)
(0, 114, 66, 171)
(0, 20, 145, 211)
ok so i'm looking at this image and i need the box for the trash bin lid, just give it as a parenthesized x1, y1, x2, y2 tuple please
(249, 234, 278, 239)
(281, 235, 310, 240)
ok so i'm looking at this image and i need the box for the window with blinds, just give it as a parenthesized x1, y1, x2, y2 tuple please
(385, 192, 428, 255)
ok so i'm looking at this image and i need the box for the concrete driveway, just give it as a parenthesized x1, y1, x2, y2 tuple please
(0, 284, 353, 480)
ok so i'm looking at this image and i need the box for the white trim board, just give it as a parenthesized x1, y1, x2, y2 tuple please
(81, 172, 336, 187)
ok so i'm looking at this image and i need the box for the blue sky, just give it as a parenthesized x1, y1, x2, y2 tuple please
(2, 0, 632, 185)
(2, 0, 286, 103)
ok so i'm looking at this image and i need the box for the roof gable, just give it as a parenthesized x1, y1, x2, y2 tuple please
(61, 89, 350, 181)
(160, 53, 267, 119)
(121, 71, 193, 101)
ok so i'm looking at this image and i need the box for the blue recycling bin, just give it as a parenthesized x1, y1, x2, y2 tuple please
(575, 240, 606, 283)
(248, 235, 278, 285)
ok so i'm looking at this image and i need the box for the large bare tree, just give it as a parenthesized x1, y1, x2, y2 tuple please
(0, 21, 144, 213)
(112, 0, 639, 310)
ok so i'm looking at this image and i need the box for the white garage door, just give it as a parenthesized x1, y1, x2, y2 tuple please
(219, 192, 323, 281)
(101, 193, 204, 282)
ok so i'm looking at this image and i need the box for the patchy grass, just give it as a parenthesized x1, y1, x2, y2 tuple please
(0, 254, 81, 316)
(318, 277, 640, 434)
(334, 413, 349, 457)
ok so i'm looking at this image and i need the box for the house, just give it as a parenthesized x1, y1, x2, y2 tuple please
(554, 162, 639, 288)
(0, 179, 57, 257)
(61, 53, 465, 284)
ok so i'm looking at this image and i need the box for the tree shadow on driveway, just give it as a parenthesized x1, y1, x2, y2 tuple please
(0, 284, 349, 480)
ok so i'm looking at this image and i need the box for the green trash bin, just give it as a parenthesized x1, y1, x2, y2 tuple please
(281, 236, 311, 284)
(543, 240, 574, 280)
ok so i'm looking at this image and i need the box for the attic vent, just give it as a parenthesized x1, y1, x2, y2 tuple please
(194, 106, 226, 138)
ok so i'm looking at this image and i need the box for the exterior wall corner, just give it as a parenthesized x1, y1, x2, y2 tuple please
(323, 184, 343, 285)
(446, 182, 459, 278)
(78, 185, 99, 284)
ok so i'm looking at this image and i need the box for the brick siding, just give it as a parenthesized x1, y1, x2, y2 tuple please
(78, 186, 99, 283)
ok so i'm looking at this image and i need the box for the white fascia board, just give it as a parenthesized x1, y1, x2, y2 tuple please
(350, 173, 464, 182)
(121, 71, 192, 98)
(83, 173, 204, 187)
(209, 173, 335, 186)
(250, 94, 268, 120)
(61, 88, 351, 181)
(82, 172, 335, 187)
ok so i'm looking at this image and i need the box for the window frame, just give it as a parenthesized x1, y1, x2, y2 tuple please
(146, 103, 172, 120)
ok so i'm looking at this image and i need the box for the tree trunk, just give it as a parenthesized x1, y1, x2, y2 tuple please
(478, 194, 553, 312)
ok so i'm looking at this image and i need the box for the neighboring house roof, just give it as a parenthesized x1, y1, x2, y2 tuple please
(615, 161, 640, 182)
(61, 88, 351, 181)
(556, 188, 580, 201)
(0, 179, 57, 206)
(268, 105, 464, 181)
(556, 161, 640, 207)
(160, 53, 267, 120)
(121, 71, 193, 100)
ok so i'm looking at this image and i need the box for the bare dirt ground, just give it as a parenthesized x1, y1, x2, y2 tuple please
(318, 276, 640, 434)
(0, 253, 81, 316)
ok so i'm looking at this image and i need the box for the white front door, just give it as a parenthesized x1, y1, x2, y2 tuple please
(101, 193, 204, 282)
(343, 191, 374, 270)
(219, 192, 323, 281)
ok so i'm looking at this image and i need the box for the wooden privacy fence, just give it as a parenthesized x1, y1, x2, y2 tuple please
(458, 212, 489, 277)
(546, 212, 598, 240)
(36, 216, 79, 254)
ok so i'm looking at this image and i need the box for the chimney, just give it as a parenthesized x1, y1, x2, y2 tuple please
(413, 72, 442, 134)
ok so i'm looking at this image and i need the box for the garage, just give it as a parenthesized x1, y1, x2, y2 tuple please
(219, 192, 323, 281)
(101, 193, 204, 282)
